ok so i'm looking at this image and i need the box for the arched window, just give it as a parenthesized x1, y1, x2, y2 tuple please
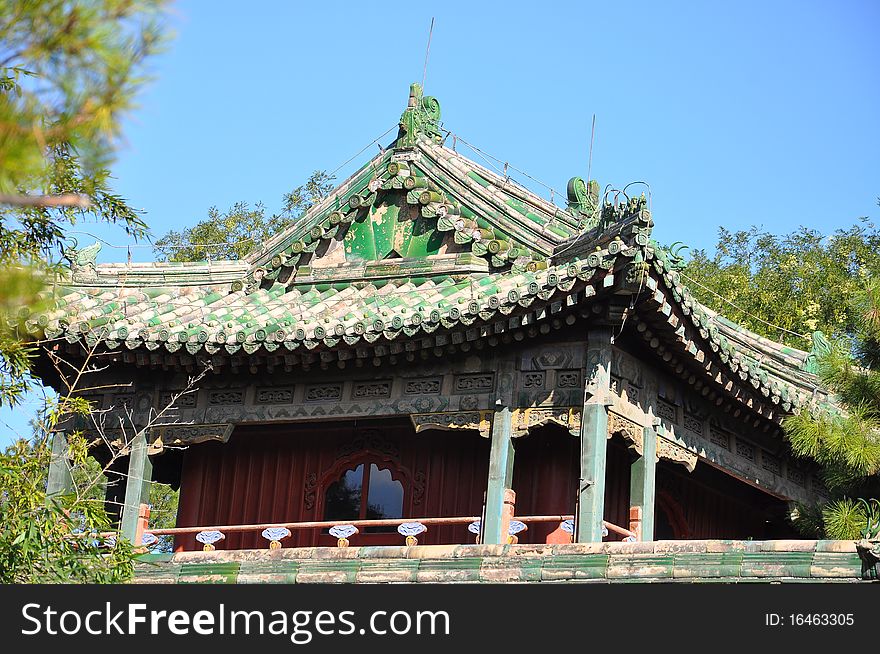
(323, 462, 404, 531)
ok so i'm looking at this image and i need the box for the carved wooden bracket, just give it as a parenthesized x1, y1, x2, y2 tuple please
(607, 410, 644, 456)
(512, 406, 582, 437)
(148, 423, 235, 453)
(410, 411, 493, 438)
(656, 434, 698, 472)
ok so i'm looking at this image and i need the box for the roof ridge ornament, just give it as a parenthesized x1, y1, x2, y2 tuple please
(397, 82, 442, 148)
(566, 177, 600, 229)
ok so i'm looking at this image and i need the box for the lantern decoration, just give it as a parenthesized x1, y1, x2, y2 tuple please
(328, 524, 358, 548)
(397, 522, 427, 546)
(507, 520, 527, 544)
(196, 530, 225, 551)
(261, 527, 291, 550)
(468, 520, 481, 544)
(141, 532, 159, 547)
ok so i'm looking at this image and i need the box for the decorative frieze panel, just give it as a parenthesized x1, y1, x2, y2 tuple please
(522, 372, 545, 389)
(735, 438, 756, 462)
(403, 377, 442, 395)
(521, 345, 584, 371)
(410, 411, 492, 438)
(625, 385, 641, 405)
(208, 390, 244, 405)
(787, 466, 806, 486)
(556, 370, 581, 388)
(656, 398, 677, 423)
(158, 391, 197, 409)
(761, 450, 782, 475)
(683, 413, 704, 435)
(352, 380, 392, 399)
(304, 384, 343, 402)
(255, 387, 294, 404)
(111, 393, 135, 410)
(709, 427, 731, 450)
(453, 373, 494, 394)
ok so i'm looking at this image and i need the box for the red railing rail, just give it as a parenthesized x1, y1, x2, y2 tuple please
(146, 514, 635, 540)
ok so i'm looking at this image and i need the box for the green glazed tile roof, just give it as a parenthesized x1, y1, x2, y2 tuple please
(22, 83, 831, 418)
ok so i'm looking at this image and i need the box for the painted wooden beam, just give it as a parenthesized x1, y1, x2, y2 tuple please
(576, 327, 613, 543)
(121, 430, 153, 543)
(629, 424, 657, 541)
(483, 403, 515, 545)
(45, 431, 73, 500)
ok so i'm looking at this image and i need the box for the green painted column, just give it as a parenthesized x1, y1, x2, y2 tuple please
(629, 424, 657, 541)
(121, 430, 152, 543)
(46, 431, 73, 500)
(483, 403, 515, 545)
(576, 327, 613, 543)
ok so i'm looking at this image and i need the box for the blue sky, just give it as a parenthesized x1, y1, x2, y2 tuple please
(3, 0, 879, 445)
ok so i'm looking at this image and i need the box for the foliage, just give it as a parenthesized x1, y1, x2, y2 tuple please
(785, 281, 880, 539)
(682, 217, 880, 348)
(154, 170, 335, 262)
(1, 0, 168, 408)
(0, 435, 134, 583)
(0, 1, 170, 582)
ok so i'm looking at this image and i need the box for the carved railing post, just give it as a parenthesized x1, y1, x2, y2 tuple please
(576, 327, 613, 542)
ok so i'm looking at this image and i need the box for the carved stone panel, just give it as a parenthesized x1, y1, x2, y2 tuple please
(521, 345, 584, 371)
(158, 391, 197, 409)
(735, 438, 757, 462)
(453, 373, 494, 394)
(304, 384, 342, 402)
(522, 372, 545, 389)
(208, 390, 244, 405)
(352, 380, 392, 399)
(709, 427, 731, 450)
(683, 413, 704, 435)
(255, 387, 294, 404)
(761, 450, 782, 475)
(656, 398, 677, 423)
(403, 377, 442, 395)
(556, 370, 581, 388)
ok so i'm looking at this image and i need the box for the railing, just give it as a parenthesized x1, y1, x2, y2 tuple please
(143, 512, 637, 551)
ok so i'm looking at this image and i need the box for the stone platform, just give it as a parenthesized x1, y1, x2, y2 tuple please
(133, 540, 873, 584)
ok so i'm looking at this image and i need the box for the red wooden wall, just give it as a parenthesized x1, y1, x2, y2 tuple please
(174, 420, 794, 550)
(175, 420, 489, 550)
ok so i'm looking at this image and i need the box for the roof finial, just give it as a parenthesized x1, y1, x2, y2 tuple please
(397, 82, 442, 148)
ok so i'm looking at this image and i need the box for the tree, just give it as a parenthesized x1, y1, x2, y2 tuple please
(1, 0, 167, 406)
(682, 217, 880, 348)
(785, 281, 880, 539)
(0, 1, 169, 582)
(154, 170, 335, 262)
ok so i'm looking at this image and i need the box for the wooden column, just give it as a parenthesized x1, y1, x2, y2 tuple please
(576, 327, 613, 543)
(484, 403, 515, 545)
(121, 430, 152, 543)
(629, 424, 657, 540)
(46, 431, 73, 500)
